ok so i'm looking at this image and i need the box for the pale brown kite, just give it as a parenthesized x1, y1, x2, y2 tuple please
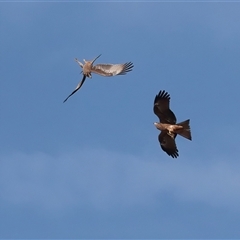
(153, 90, 192, 158)
(63, 54, 134, 102)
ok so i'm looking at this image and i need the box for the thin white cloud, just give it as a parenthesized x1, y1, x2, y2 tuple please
(0, 148, 239, 214)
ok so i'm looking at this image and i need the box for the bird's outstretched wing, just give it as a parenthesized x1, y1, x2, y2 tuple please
(63, 75, 86, 103)
(153, 90, 177, 124)
(158, 132, 179, 158)
(91, 62, 134, 77)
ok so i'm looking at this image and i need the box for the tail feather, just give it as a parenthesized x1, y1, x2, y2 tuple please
(176, 119, 192, 140)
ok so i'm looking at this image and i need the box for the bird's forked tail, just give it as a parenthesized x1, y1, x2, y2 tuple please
(176, 119, 192, 140)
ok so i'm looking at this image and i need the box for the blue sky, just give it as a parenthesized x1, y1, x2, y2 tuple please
(1, 1, 240, 238)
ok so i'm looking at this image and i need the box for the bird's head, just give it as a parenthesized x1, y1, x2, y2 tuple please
(153, 122, 161, 130)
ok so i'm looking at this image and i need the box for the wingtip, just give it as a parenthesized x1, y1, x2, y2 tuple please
(169, 151, 179, 158)
(156, 90, 170, 100)
(123, 62, 134, 73)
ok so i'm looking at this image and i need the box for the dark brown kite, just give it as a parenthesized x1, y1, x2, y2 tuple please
(153, 90, 192, 158)
(63, 54, 134, 102)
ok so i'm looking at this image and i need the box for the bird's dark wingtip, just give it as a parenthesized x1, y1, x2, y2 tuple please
(123, 62, 134, 73)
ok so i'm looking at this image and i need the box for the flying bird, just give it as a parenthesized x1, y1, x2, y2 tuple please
(153, 90, 192, 158)
(63, 54, 134, 102)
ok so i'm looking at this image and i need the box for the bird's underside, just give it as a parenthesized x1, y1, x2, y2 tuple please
(91, 62, 133, 76)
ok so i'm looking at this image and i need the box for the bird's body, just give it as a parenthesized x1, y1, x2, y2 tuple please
(154, 122, 185, 139)
(154, 122, 183, 133)
(153, 90, 192, 158)
(63, 54, 133, 102)
(82, 61, 93, 78)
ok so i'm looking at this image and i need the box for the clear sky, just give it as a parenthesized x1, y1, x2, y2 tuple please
(1, 1, 240, 238)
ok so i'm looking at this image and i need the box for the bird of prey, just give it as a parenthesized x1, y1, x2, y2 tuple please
(63, 54, 134, 102)
(153, 90, 192, 158)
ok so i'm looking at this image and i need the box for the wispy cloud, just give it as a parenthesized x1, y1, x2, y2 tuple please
(0, 148, 239, 214)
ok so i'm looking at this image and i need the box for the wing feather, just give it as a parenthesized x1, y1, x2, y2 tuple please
(75, 58, 84, 68)
(63, 75, 86, 103)
(158, 132, 179, 158)
(91, 62, 134, 77)
(153, 90, 177, 124)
